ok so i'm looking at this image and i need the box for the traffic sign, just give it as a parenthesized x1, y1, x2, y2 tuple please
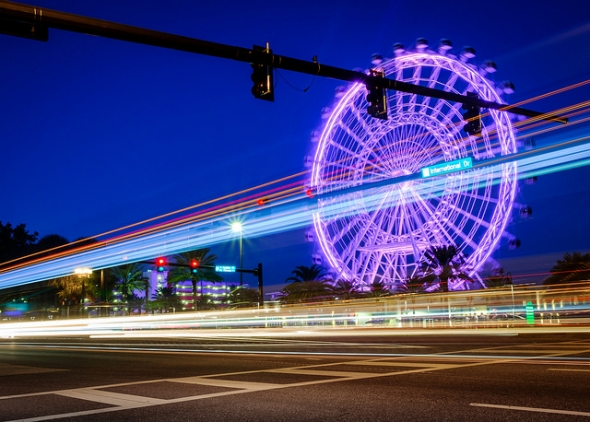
(215, 265, 236, 273)
(421, 157, 473, 178)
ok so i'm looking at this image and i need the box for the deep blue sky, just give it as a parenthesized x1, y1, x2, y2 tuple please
(2, 0, 590, 286)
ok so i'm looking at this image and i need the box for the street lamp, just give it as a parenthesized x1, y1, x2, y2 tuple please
(231, 222, 243, 286)
(74, 267, 92, 315)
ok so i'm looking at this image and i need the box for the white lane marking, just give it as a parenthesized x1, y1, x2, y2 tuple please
(470, 403, 590, 417)
(4, 339, 590, 421)
(58, 389, 166, 407)
(176, 376, 277, 391)
(548, 368, 590, 372)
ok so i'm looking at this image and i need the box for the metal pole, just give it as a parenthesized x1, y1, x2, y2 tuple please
(0, 1, 567, 124)
(239, 233, 243, 286)
(257, 263, 263, 308)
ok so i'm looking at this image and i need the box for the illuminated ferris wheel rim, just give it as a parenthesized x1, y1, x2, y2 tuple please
(309, 45, 518, 286)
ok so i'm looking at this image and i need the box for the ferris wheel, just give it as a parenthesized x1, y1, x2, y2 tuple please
(310, 39, 518, 290)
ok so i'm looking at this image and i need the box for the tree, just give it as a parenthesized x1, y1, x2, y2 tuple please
(281, 280, 332, 303)
(227, 286, 260, 308)
(0, 221, 38, 264)
(484, 268, 513, 288)
(330, 279, 360, 299)
(400, 275, 427, 294)
(110, 263, 147, 314)
(33, 234, 69, 254)
(366, 279, 389, 297)
(286, 264, 328, 283)
(167, 249, 223, 310)
(421, 245, 473, 292)
(52, 275, 84, 303)
(51, 273, 99, 315)
(149, 286, 180, 313)
(544, 252, 590, 287)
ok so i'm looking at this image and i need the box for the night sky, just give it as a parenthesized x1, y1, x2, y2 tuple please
(2, 0, 590, 287)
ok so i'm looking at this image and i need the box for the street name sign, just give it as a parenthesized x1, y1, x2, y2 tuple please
(421, 157, 473, 178)
(215, 265, 236, 273)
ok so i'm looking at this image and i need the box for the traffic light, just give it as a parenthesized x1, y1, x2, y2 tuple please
(251, 44, 274, 101)
(257, 198, 269, 206)
(366, 69, 387, 120)
(155, 257, 166, 272)
(190, 259, 199, 274)
(462, 92, 481, 136)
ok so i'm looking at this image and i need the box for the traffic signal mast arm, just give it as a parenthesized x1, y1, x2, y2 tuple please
(0, 0, 567, 124)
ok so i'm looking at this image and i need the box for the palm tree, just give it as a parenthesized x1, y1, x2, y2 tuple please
(167, 248, 223, 310)
(400, 275, 427, 294)
(330, 279, 360, 299)
(421, 245, 473, 292)
(149, 286, 180, 313)
(110, 263, 147, 314)
(366, 279, 389, 297)
(544, 252, 590, 287)
(282, 280, 332, 303)
(286, 264, 327, 283)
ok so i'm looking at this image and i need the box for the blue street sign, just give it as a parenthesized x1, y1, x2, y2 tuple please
(215, 265, 236, 273)
(421, 157, 473, 178)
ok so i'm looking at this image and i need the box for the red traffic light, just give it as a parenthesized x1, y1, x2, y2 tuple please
(155, 257, 166, 272)
(257, 198, 269, 206)
(190, 259, 199, 274)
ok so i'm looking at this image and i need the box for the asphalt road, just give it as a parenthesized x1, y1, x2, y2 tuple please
(0, 329, 589, 421)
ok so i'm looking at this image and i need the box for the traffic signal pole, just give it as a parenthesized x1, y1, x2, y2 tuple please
(0, 1, 567, 124)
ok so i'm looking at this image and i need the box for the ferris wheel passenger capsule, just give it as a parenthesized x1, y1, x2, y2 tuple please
(392, 43, 405, 56)
(482, 60, 497, 73)
(415, 38, 428, 51)
(371, 53, 383, 65)
(502, 80, 515, 94)
(438, 39, 453, 54)
(461, 46, 476, 61)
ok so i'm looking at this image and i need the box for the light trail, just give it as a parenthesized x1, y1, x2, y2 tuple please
(1, 131, 590, 289)
(1, 81, 589, 289)
(1, 285, 590, 340)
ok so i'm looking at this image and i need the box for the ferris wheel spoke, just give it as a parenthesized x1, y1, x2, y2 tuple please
(418, 67, 442, 114)
(345, 192, 397, 259)
(336, 119, 367, 147)
(399, 202, 426, 259)
(443, 198, 491, 229)
(408, 190, 460, 247)
(328, 213, 366, 246)
(329, 138, 366, 164)
(424, 199, 481, 251)
(447, 185, 498, 204)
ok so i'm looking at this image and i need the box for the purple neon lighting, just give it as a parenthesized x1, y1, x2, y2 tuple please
(311, 50, 518, 290)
